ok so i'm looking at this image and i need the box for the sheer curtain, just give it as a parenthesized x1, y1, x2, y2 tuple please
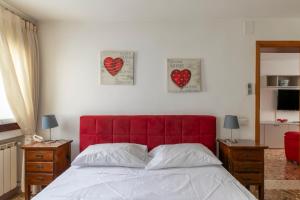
(0, 7, 39, 142)
(0, 6, 39, 191)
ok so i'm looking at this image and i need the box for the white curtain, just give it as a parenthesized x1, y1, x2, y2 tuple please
(0, 7, 39, 192)
(0, 7, 39, 142)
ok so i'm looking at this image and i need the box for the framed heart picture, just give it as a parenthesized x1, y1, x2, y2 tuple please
(100, 51, 134, 85)
(167, 58, 201, 92)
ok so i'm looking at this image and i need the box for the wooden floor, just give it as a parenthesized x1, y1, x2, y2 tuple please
(10, 193, 24, 200)
(9, 149, 300, 200)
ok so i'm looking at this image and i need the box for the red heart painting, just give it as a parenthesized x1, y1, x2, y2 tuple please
(170, 69, 191, 88)
(103, 57, 124, 76)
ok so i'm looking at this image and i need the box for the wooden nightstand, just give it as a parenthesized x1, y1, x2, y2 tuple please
(217, 139, 268, 200)
(22, 140, 72, 200)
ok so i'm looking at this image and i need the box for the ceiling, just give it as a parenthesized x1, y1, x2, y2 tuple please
(3, 0, 300, 23)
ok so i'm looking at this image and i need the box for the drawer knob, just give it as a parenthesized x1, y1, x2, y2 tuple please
(35, 154, 44, 159)
(36, 177, 44, 181)
(244, 154, 251, 159)
(36, 165, 44, 169)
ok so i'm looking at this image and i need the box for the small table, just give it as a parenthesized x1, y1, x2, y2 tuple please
(22, 140, 72, 200)
(217, 139, 268, 200)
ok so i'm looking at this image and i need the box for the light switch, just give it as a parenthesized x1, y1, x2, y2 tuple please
(247, 83, 253, 95)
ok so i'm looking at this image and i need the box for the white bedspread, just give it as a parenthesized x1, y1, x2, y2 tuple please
(33, 166, 257, 200)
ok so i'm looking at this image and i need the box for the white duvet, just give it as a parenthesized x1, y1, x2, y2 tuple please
(33, 166, 257, 200)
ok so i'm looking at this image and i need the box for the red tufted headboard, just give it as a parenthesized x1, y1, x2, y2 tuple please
(80, 115, 216, 154)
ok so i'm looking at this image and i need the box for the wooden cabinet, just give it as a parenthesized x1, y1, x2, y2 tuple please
(218, 139, 267, 200)
(22, 140, 72, 200)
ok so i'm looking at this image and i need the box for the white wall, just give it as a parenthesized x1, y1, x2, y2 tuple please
(38, 19, 300, 158)
(260, 53, 300, 122)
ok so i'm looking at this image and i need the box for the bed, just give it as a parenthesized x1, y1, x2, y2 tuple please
(32, 115, 257, 200)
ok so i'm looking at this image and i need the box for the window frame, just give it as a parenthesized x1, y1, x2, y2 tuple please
(0, 122, 19, 132)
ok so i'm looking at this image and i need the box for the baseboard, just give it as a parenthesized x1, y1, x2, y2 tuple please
(0, 187, 21, 200)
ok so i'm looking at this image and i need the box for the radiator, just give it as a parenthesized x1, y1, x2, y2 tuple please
(0, 142, 17, 196)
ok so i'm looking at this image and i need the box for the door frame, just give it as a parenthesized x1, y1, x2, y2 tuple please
(255, 41, 300, 144)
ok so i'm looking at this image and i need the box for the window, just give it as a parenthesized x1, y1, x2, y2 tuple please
(0, 75, 15, 124)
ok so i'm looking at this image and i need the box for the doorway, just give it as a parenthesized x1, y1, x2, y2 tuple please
(255, 41, 300, 143)
(255, 41, 300, 200)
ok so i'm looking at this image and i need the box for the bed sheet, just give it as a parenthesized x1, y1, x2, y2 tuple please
(33, 165, 257, 200)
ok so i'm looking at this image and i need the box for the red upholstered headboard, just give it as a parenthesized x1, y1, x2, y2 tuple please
(80, 115, 217, 153)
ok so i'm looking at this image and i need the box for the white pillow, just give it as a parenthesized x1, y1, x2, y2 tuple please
(146, 143, 222, 170)
(72, 143, 148, 168)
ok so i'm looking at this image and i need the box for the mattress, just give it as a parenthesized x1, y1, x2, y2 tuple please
(32, 165, 257, 200)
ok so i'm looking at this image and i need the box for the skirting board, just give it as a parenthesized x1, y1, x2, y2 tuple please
(0, 187, 20, 200)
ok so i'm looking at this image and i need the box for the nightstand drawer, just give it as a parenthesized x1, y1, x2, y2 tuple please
(234, 173, 263, 184)
(26, 151, 53, 161)
(26, 173, 53, 185)
(22, 140, 72, 200)
(233, 161, 264, 173)
(26, 162, 53, 173)
(231, 150, 263, 161)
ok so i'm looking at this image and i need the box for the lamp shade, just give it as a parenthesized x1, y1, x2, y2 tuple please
(224, 115, 240, 129)
(42, 115, 58, 129)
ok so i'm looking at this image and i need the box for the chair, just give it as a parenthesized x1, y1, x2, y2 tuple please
(284, 131, 300, 164)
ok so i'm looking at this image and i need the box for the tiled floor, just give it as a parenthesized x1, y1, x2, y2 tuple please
(264, 149, 300, 200)
(9, 149, 300, 200)
(265, 149, 300, 180)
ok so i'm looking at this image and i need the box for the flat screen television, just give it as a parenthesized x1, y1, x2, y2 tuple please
(277, 89, 300, 111)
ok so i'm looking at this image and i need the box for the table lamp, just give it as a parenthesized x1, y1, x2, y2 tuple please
(42, 115, 58, 141)
(224, 115, 240, 143)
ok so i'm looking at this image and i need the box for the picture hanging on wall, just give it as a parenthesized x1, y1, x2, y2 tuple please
(100, 51, 134, 85)
(167, 58, 201, 92)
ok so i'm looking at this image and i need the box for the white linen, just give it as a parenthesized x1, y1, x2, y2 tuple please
(146, 143, 222, 170)
(32, 165, 256, 200)
(72, 143, 148, 168)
